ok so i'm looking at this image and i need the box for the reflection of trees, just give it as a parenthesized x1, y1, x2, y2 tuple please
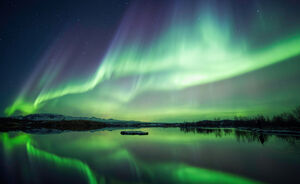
(234, 130, 300, 145)
(180, 127, 230, 138)
(234, 130, 269, 144)
(224, 129, 233, 136)
(179, 127, 299, 145)
(276, 135, 298, 145)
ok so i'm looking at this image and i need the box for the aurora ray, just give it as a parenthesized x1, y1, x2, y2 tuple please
(4, 0, 300, 122)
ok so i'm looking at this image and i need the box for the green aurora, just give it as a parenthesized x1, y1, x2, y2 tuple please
(4, 1, 300, 122)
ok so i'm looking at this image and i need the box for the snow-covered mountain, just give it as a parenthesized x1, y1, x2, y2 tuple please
(15, 113, 143, 124)
(23, 113, 66, 121)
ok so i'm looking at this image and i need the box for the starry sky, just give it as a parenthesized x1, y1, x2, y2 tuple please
(1, 0, 300, 122)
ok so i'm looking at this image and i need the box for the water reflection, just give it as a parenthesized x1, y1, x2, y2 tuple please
(26, 141, 98, 184)
(179, 127, 300, 145)
(0, 133, 98, 184)
(1, 128, 300, 184)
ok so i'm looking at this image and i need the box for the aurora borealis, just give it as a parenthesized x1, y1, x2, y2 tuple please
(1, 0, 300, 122)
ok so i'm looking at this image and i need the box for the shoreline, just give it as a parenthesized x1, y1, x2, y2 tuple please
(1, 117, 300, 136)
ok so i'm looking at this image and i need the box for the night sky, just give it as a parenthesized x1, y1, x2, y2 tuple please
(1, 0, 300, 122)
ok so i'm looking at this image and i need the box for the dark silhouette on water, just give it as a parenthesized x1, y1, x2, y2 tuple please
(120, 131, 148, 135)
(179, 127, 299, 145)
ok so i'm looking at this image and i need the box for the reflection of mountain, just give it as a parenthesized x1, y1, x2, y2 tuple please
(179, 127, 300, 145)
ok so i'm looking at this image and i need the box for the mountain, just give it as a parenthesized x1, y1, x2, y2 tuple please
(15, 113, 144, 124)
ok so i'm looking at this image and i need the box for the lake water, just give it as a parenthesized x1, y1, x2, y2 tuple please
(0, 128, 299, 184)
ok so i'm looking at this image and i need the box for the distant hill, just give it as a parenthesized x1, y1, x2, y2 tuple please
(12, 113, 146, 124)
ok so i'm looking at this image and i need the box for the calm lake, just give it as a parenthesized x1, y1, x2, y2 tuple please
(0, 128, 299, 184)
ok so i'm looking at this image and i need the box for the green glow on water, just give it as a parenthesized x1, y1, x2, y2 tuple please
(0, 130, 269, 184)
(0, 133, 31, 151)
(62, 129, 262, 184)
(106, 149, 261, 184)
(0, 133, 99, 184)
(26, 141, 98, 184)
(174, 164, 261, 184)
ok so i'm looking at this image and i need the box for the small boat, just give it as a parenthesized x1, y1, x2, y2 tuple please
(120, 131, 149, 135)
